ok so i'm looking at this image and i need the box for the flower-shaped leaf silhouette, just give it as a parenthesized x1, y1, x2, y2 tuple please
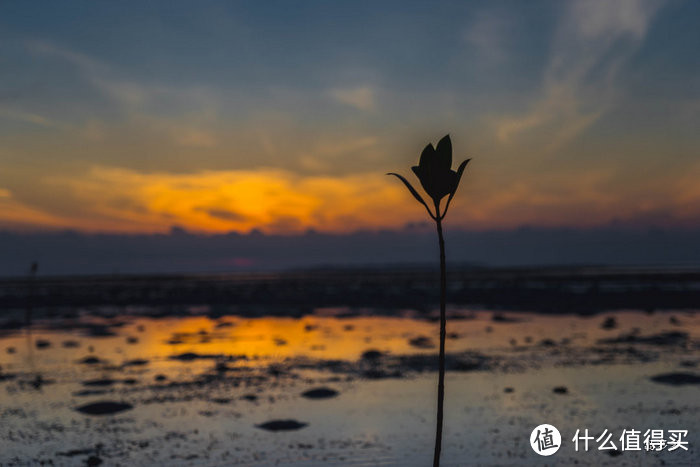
(388, 134, 470, 220)
(385, 134, 473, 467)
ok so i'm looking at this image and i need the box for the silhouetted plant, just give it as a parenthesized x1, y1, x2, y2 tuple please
(388, 135, 470, 467)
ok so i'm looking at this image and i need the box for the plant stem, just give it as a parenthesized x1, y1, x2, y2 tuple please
(433, 215, 447, 467)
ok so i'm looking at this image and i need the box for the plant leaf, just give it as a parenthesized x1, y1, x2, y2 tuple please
(434, 134, 452, 171)
(418, 143, 435, 168)
(440, 158, 471, 220)
(387, 172, 437, 220)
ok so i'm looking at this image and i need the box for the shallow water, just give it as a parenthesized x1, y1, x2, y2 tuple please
(1, 309, 699, 465)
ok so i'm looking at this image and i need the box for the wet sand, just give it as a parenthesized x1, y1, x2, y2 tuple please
(1, 309, 699, 465)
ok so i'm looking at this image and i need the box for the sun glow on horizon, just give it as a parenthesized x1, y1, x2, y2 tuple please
(0, 166, 428, 234)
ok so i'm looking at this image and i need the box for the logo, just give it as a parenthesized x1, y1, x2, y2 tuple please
(531, 424, 561, 456)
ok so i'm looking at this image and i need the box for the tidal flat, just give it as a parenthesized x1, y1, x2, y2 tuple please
(1, 306, 698, 465)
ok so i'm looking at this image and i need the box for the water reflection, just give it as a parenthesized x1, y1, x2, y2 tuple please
(0, 310, 698, 465)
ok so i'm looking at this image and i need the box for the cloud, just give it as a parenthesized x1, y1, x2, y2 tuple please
(31, 166, 423, 233)
(26, 39, 221, 125)
(0, 106, 62, 128)
(463, 10, 510, 63)
(0, 189, 67, 230)
(328, 85, 376, 111)
(494, 0, 664, 150)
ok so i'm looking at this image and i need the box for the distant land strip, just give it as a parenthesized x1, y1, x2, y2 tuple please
(1, 266, 699, 323)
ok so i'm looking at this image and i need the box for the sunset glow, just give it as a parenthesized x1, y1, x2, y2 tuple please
(1, 1, 699, 234)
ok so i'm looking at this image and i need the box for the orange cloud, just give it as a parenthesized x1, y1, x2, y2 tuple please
(35, 166, 426, 233)
(4, 160, 700, 234)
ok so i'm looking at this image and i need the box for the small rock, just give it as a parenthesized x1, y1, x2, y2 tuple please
(650, 372, 700, 386)
(301, 387, 339, 399)
(553, 386, 568, 394)
(256, 419, 308, 431)
(601, 317, 617, 330)
(76, 401, 133, 416)
(35, 339, 51, 349)
(79, 356, 102, 365)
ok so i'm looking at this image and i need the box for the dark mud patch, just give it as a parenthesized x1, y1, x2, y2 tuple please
(79, 356, 103, 365)
(57, 448, 93, 457)
(256, 419, 308, 431)
(35, 339, 51, 349)
(600, 317, 617, 330)
(396, 352, 492, 373)
(362, 369, 403, 379)
(75, 401, 133, 416)
(210, 397, 232, 404)
(0, 371, 17, 382)
(408, 336, 435, 349)
(169, 352, 223, 362)
(122, 358, 149, 367)
(83, 325, 118, 337)
(82, 378, 122, 387)
(492, 313, 523, 323)
(19, 375, 54, 390)
(599, 331, 688, 347)
(73, 389, 111, 397)
(301, 387, 339, 399)
(650, 372, 700, 386)
(361, 349, 384, 360)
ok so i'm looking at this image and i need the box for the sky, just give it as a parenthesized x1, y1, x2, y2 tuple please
(1, 0, 700, 237)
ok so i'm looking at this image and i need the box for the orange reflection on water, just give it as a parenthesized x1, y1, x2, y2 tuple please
(4, 310, 697, 380)
(133, 316, 443, 362)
